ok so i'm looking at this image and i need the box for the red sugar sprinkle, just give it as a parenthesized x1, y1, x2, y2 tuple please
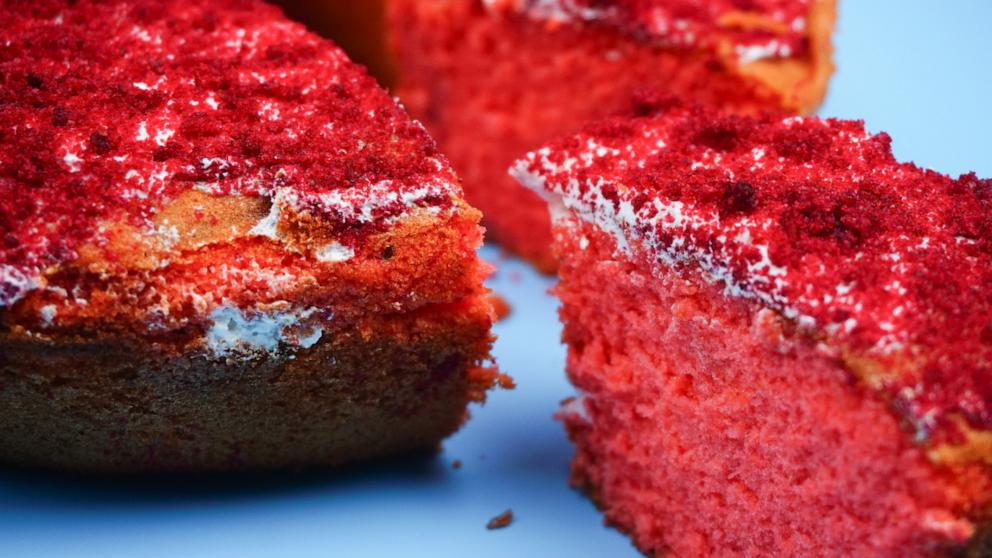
(515, 100, 992, 438)
(0, 0, 457, 306)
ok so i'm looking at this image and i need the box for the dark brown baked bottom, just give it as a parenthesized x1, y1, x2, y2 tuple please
(0, 298, 494, 473)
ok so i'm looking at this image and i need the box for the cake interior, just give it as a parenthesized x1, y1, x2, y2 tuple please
(555, 217, 984, 557)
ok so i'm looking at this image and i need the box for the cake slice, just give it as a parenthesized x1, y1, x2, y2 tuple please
(388, 0, 836, 271)
(511, 99, 992, 556)
(0, 0, 502, 472)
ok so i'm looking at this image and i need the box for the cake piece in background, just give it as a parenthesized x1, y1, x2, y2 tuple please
(0, 0, 501, 472)
(512, 99, 992, 557)
(388, 0, 836, 271)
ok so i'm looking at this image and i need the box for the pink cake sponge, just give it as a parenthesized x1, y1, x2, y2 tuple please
(513, 98, 992, 557)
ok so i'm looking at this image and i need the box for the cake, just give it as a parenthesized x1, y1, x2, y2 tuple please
(387, 0, 837, 271)
(511, 99, 992, 556)
(0, 0, 502, 472)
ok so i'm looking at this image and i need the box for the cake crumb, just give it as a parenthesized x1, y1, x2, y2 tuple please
(488, 294, 512, 321)
(467, 366, 516, 391)
(452, 459, 462, 470)
(486, 509, 514, 530)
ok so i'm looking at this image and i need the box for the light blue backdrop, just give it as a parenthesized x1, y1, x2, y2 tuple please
(2, 2, 989, 557)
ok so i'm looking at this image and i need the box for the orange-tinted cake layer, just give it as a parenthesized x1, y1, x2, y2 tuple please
(0, 0, 498, 472)
(513, 100, 992, 556)
(388, 0, 835, 271)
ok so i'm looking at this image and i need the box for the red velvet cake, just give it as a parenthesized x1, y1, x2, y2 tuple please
(512, 99, 992, 556)
(388, 0, 836, 271)
(0, 0, 502, 472)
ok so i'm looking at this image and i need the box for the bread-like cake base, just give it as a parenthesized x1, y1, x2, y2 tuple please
(0, 299, 492, 473)
(388, 1, 835, 271)
(555, 218, 990, 557)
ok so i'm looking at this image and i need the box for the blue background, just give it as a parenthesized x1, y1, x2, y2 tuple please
(2, 2, 990, 556)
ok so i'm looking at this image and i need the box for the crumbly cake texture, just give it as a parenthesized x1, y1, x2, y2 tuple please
(387, 0, 835, 271)
(512, 101, 992, 555)
(0, 0, 500, 471)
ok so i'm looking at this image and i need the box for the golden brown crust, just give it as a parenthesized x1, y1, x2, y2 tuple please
(837, 351, 992, 469)
(725, 0, 837, 114)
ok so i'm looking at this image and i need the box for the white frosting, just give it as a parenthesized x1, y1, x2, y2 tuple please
(511, 145, 811, 328)
(483, 0, 606, 23)
(62, 152, 83, 173)
(510, 116, 931, 358)
(249, 188, 289, 240)
(735, 40, 792, 65)
(39, 304, 58, 327)
(560, 392, 591, 421)
(205, 304, 324, 357)
(315, 241, 354, 263)
(0, 264, 40, 307)
(312, 176, 455, 224)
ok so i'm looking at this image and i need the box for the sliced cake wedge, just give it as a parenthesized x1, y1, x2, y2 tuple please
(0, 0, 501, 472)
(512, 99, 992, 557)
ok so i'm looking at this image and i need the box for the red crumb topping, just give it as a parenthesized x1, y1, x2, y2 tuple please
(489, 0, 812, 60)
(514, 99, 992, 438)
(0, 0, 457, 306)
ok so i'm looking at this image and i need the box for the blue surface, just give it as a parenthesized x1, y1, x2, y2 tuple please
(1, 2, 990, 557)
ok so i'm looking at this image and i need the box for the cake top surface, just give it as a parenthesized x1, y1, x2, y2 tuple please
(0, 0, 458, 308)
(514, 98, 992, 441)
(485, 0, 813, 62)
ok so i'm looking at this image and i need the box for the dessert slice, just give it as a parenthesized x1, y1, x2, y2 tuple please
(0, 0, 501, 472)
(388, 0, 836, 271)
(512, 99, 992, 556)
